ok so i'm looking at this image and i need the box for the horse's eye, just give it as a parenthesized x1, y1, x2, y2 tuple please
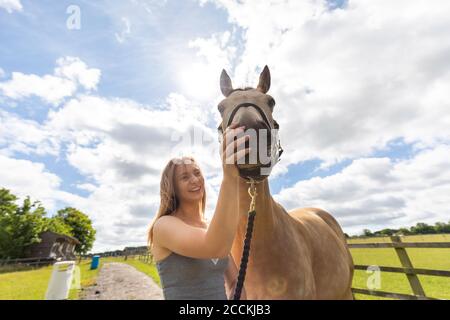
(218, 104, 225, 114)
(268, 97, 276, 109)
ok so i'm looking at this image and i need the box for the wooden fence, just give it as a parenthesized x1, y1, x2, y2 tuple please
(349, 235, 450, 300)
(0, 257, 55, 268)
(137, 253, 153, 264)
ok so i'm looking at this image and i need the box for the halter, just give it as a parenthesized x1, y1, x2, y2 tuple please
(217, 102, 284, 182)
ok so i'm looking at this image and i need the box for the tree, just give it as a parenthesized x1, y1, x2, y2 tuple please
(398, 228, 411, 236)
(376, 228, 397, 236)
(43, 216, 73, 236)
(56, 207, 96, 254)
(0, 188, 46, 259)
(363, 229, 373, 237)
(434, 222, 450, 233)
(411, 222, 436, 235)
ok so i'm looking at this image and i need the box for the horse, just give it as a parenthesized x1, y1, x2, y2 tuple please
(217, 66, 354, 299)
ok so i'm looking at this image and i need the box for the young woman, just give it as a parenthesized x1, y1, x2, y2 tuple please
(148, 124, 249, 300)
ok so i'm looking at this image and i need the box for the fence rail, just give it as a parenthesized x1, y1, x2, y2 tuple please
(351, 288, 439, 300)
(349, 235, 450, 300)
(348, 242, 450, 249)
(0, 257, 56, 268)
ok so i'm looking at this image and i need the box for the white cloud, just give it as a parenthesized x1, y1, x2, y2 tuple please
(0, 72, 76, 105)
(197, 0, 450, 170)
(274, 144, 450, 235)
(54, 57, 101, 90)
(0, 57, 101, 105)
(0, 67, 5, 78)
(176, 31, 237, 102)
(0, 155, 83, 212)
(0, 110, 59, 156)
(0, 0, 22, 13)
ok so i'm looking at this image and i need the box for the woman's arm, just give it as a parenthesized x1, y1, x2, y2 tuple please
(153, 124, 250, 259)
(224, 254, 247, 300)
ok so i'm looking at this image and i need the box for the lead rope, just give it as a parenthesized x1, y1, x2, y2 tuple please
(233, 179, 257, 300)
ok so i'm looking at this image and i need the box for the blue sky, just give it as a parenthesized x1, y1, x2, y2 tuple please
(1, 0, 449, 251)
(1, 0, 234, 195)
(1, 0, 404, 195)
(0, 0, 357, 198)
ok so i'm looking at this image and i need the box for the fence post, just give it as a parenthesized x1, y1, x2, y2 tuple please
(390, 235, 426, 298)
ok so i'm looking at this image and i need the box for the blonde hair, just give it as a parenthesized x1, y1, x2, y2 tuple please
(147, 156, 206, 248)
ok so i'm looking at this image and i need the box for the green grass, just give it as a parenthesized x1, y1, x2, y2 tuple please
(0, 259, 102, 300)
(0, 265, 53, 300)
(350, 234, 450, 300)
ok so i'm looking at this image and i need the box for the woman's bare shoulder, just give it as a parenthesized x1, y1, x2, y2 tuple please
(154, 215, 179, 229)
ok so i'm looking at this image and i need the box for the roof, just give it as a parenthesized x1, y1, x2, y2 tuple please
(41, 230, 81, 245)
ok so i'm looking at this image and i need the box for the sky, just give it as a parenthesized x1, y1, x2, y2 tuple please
(1, 0, 449, 252)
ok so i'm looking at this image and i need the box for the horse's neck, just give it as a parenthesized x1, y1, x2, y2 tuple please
(232, 178, 283, 250)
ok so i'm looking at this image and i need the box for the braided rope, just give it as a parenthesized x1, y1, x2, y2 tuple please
(233, 210, 256, 300)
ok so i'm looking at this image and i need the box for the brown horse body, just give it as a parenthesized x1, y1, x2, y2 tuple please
(229, 179, 354, 299)
(219, 66, 354, 299)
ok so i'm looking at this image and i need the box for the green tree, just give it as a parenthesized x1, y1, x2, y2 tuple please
(56, 207, 96, 254)
(411, 222, 436, 235)
(376, 228, 397, 236)
(43, 216, 73, 236)
(363, 229, 373, 237)
(0, 188, 46, 259)
(434, 222, 450, 233)
(398, 227, 411, 235)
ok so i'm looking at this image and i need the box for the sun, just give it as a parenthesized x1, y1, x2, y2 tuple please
(178, 62, 218, 101)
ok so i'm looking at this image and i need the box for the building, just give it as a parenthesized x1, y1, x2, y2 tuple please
(24, 231, 80, 260)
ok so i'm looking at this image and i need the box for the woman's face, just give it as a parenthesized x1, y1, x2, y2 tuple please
(174, 163, 205, 203)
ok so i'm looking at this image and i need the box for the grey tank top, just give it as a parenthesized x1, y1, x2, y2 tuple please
(156, 252, 229, 300)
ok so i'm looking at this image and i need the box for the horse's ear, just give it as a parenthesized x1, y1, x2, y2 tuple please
(257, 65, 271, 94)
(220, 69, 233, 97)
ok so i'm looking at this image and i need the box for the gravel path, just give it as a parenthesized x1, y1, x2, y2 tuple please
(81, 262, 164, 300)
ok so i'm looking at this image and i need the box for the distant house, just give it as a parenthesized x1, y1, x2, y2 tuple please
(24, 231, 80, 260)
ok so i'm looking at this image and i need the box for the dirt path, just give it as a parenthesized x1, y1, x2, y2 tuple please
(81, 262, 164, 300)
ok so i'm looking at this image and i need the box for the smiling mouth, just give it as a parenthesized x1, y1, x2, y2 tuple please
(189, 186, 202, 192)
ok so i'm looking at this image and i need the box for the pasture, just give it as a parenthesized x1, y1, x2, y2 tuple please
(350, 234, 450, 300)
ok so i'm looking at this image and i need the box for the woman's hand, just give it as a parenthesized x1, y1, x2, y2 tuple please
(221, 123, 250, 180)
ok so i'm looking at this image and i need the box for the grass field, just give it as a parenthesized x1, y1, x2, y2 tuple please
(0, 259, 102, 300)
(350, 234, 450, 300)
(0, 256, 160, 300)
(0, 234, 448, 300)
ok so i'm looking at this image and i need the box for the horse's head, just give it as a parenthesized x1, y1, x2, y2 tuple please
(217, 66, 283, 181)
